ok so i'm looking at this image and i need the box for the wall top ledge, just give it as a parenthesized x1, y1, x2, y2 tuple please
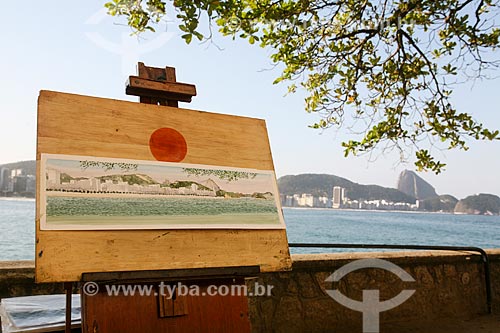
(290, 249, 500, 271)
(0, 261, 35, 270)
(0, 249, 498, 273)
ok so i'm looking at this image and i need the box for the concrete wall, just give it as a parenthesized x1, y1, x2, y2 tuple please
(1, 250, 499, 332)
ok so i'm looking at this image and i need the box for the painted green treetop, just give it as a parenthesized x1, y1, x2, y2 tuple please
(105, 0, 500, 173)
(183, 168, 258, 182)
(80, 160, 138, 172)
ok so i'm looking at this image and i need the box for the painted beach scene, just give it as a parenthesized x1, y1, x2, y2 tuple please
(40, 154, 284, 230)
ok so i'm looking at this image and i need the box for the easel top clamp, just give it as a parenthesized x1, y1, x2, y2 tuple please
(126, 62, 196, 106)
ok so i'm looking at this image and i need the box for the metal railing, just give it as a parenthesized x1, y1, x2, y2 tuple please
(288, 243, 492, 314)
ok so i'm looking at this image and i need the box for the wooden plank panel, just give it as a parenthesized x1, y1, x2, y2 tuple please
(36, 91, 291, 282)
(36, 229, 290, 282)
(37, 92, 274, 169)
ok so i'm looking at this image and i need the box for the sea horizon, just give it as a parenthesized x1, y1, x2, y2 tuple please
(1, 199, 499, 261)
(1, 196, 499, 216)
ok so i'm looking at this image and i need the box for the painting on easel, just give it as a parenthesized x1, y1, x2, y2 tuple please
(40, 153, 285, 230)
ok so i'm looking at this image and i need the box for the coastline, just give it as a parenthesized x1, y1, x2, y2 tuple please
(2, 197, 496, 216)
(283, 206, 455, 215)
(0, 196, 35, 201)
(283, 206, 499, 216)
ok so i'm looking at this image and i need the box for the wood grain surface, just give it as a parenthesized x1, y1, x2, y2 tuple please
(36, 91, 291, 282)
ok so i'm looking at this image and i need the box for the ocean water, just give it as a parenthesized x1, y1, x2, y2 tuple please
(1, 198, 499, 260)
(285, 208, 500, 254)
(0, 199, 36, 260)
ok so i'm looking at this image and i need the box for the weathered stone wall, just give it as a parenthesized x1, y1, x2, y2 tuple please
(247, 250, 500, 332)
(492, 250, 500, 312)
(0, 261, 66, 299)
(1, 250, 499, 332)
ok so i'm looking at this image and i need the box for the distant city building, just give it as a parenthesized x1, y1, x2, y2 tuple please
(304, 194, 315, 207)
(295, 193, 314, 207)
(0, 167, 35, 197)
(279, 189, 419, 211)
(13, 176, 28, 193)
(26, 175, 36, 193)
(0, 167, 10, 191)
(332, 186, 345, 208)
(284, 195, 294, 207)
(11, 169, 23, 177)
(317, 196, 331, 208)
(280, 195, 296, 207)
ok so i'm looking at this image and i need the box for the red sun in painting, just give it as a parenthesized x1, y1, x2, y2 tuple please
(149, 128, 187, 162)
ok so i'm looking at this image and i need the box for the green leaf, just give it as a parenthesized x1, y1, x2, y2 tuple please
(182, 33, 193, 44)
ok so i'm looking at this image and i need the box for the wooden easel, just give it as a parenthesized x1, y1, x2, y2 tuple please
(72, 63, 258, 333)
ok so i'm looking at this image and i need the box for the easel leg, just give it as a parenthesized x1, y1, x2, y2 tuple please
(65, 282, 72, 333)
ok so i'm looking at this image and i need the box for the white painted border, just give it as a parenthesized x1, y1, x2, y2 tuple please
(40, 153, 285, 230)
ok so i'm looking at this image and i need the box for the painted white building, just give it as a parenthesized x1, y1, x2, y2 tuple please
(46, 169, 61, 187)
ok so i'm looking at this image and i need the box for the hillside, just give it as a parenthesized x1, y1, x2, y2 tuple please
(65, 173, 214, 191)
(454, 194, 500, 215)
(278, 174, 416, 203)
(98, 174, 157, 186)
(0, 160, 36, 175)
(418, 194, 458, 212)
(397, 170, 437, 200)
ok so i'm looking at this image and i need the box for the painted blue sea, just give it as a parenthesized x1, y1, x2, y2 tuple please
(0, 198, 499, 260)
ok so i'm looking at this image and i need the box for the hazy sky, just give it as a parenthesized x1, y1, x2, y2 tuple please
(1, 1, 499, 199)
